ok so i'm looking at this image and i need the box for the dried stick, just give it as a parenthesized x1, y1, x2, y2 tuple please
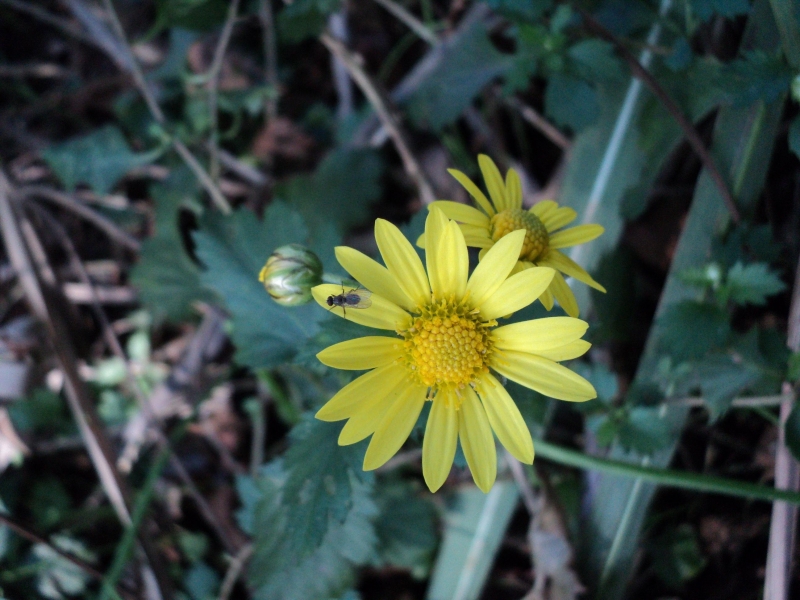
(0, 513, 136, 600)
(258, 0, 279, 120)
(320, 33, 436, 205)
(371, 0, 439, 46)
(19, 186, 140, 252)
(207, 0, 241, 183)
(503, 96, 572, 152)
(0, 171, 172, 598)
(576, 7, 740, 223)
(764, 257, 800, 600)
(64, 0, 231, 214)
(217, 544, 254, 600)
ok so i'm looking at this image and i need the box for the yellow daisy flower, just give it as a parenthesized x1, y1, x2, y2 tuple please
(311, 207, 596, 493)
(424, 154, 606, 318)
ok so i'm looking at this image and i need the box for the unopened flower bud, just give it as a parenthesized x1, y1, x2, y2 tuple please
(258, 244, 323, 306)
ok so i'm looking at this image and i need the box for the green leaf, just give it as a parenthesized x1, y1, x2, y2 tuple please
(33, 535, 95, 600)
(42, 125, 157, 195)
(785, 403, 800, 461)
(282, 417, 374, 557)
(657, 301, 731, 362)
(130, 169, 212, 322)
(275, 148, 384, 249)
(724, 261, 786, 305)
(183, 561, 220, 600)
(788, 352, 800, 382)
(403, 19, 512, 130)
(239, 462, 378, 600)
(689, 52, 793, 107)
(695, 354, 761, 417)
(373, 478, 438, 579)
(278, 0, 342, 43)
(650, 524, 707, 588)
(155, 0, 229, 31)
(690, 0, 751, 21)
(616, 407, 674, 454)
(485, 0, 552, 22)
(545, 73, 600, 132)
(426, 483, 519, 600)
(193, 203, 323, 368)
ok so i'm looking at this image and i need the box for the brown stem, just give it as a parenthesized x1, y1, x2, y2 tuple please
(576, 6, 741, 223)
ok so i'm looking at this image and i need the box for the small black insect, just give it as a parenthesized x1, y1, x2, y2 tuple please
(327, 286, 373, 317)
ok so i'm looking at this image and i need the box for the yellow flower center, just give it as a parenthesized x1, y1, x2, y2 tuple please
(490, 208, 549, 262)
(401, 296, 495, 397)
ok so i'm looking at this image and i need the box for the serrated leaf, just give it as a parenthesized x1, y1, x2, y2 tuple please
(689, 52, 793, 107)
(696, 354, 761, 418)
(657, 301, 731, 361)
(690, 0, 751, 21)
(282, 417, 373, 557)
(724, 261, 786, 305)
(275, 148, 383, 247)
(373, 478, 438, 579)
(239, 461, 378, 600)
(545, 73, 600, 132)
(403, 19, 512, 130)
(42, 125, 157, 194)
(616, 407, 674, 454)
(193, 204, 322, 368)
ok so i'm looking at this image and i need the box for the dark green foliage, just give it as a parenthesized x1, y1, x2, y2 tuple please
(658, 301, 731, 362)
(694, 354, 761, 417)
(785, 403, 800, 462)
(485, 0, 552, 22)
(236, 459, 377, 600)
(790, 116, 800, 160)
(154, 0, 230, 31)
(404, 20, 511, 130)
(545, 73, 600, 132)
(282, 417, 374, 556)
(690, 0, 751, 21)
(193, 203, 323, 368)
(277, 0, 342, 43)
(649, 525, 707, 588)
(42, 126, 158, 195)
(723, 261, 786, 305)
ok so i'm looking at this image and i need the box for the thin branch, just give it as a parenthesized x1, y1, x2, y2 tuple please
(328, 12, 354, 120)
(258, 0, 279, 120)
(668, 393, 792, 408)
(371, 0, 439, 46)
(207, 0, 241, 183)
(504, 451, 539, 515)
(503, 95, 572, 152)
(68, 0, 231, 214)
(19, 186, 140, 252)
(0, 513, 136, 600)
(576, 7, 740, 223)
(320, 33, 436, 205)
(217, 544, 253, 600)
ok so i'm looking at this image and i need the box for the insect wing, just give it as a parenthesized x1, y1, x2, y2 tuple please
(348, 289, 372, 309)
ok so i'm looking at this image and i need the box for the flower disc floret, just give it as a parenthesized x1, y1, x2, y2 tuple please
(490, 208, 548, 262)
(402, 296, 495, 393)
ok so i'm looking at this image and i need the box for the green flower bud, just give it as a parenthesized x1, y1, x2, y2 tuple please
(258, 244, 323, 306)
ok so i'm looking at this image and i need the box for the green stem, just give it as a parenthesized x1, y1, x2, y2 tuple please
(98, 446, 171, 600)
(533, 438, 800, 504)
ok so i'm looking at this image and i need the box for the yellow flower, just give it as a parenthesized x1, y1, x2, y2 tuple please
(424, 154, 606, 317)
(311, 207, 596, 493)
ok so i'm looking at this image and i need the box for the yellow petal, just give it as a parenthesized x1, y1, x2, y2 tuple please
(505, 168, 523, 210)
(539, 287, 555, 310)
(315, 364, 407, 421)
(459, 387, 497, 493)
(548, 224, 604, 249)
(338, 376, 407, 445)
(536, 339, 592, 362)
(363, 385, 427, 470)
(530, 200, 557, 220)
(426, 209, 468, 298)
(312, 284, 411, 330)
(448, 168, 495, 216)
(479, 267, 555, 320)
(461, 224, 495, 249)
(478, 374, 534, 463)
(422, 393, 458, 492)
(428, 201, 490, 227)
(492, 317, 589, 354)
(478, 154, 507, 212)
(317, 336, 403, 370)
(335, 246, 415, 311)
(538, 250, 606, 292)
(541, 206, 577, 232)
(466, 229, 525, 308)
(375, 218, 431, 306)
(491, 350, 596, 401)
(550, 271, 580, 317)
